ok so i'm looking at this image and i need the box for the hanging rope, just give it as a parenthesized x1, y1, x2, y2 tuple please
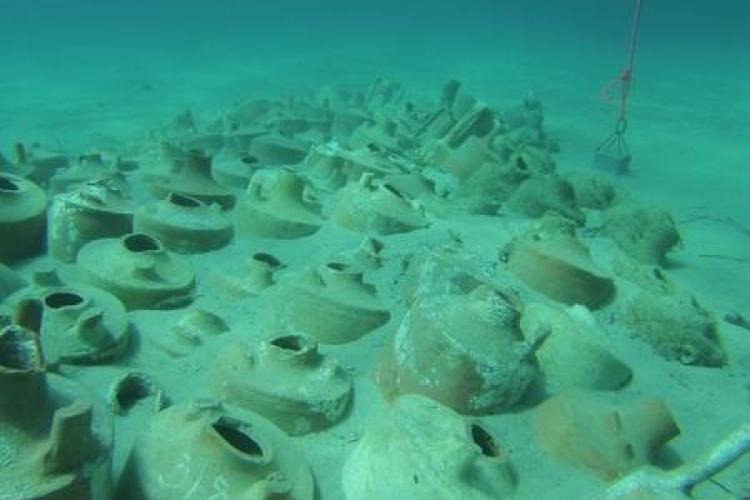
(594, 0, 644, 173)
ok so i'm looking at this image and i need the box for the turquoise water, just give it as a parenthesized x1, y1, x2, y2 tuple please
(1, 1, 749, 499)
(2, 0, 748, 150)
(3, 1, 748, 59)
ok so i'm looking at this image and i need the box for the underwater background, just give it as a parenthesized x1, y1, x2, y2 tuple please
(2, 0, 749, 222)
(1, 0, 749, 499)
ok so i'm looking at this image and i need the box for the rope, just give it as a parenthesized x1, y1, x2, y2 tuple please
(600, 0, 644, 133)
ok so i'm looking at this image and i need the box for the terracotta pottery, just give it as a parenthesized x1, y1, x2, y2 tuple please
(0, 324, 112, 499)
(520, 303, 632, 393)
(261, 262, 390, 344)
(134, 193, 233, 253)
(119, 400, 314, 499)
(75, 233, 195, 310)
(376, 285, 537, 414)
(151, 149, 236, 210)
(342, 394, 516, 500)
(503, 230, 615, 310)
(48, 178, 133, 262)
(237, 169, 324, 239)
(333, 174, 429, 235)
(211, 333, 353, 435)
(533, 389, 680, 481)
(16, 284, 131, 365)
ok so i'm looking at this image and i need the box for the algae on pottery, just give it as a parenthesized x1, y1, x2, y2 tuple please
(622, 291, 726, 366)
(75, 232, 195, 310)
(134, 192, 233, 253)
(603, 204, 681, 266)
(342, 394, 517, 500)
(119, 400, 314, 499)
(211, 333, 353, 435)
(0, 173, 47, 263)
